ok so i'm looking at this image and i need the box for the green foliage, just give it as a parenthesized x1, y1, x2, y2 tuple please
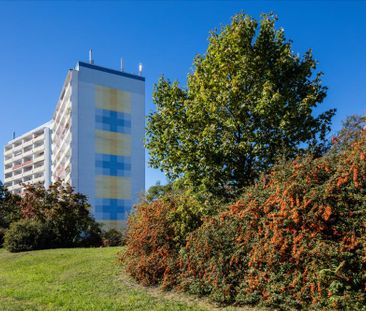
(4, 181, 102, 252)
(146, 13, 335, 199)
(0, 227, 6, 248)
(126, 121, 366, 310)
(20, 181, 102, 248)
(179, 129, 366, 310)
(330, 114, 366, 153)
(102, 229, 125, 247)
(121, 190, 210, 287)
(0, 182, 21, 248)
(78, 221, 103, 247)
(4, 219, 53, 252)
(0, 181, 21, 229)
(166, 190, 212, 245)
(145, 181, 173, 202)
(179, 217, 240, 305)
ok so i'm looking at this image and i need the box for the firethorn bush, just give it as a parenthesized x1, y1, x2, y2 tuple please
(180, 133, 366, 309)
(123, 126, 366, 310)
(121, 190, 211, 287)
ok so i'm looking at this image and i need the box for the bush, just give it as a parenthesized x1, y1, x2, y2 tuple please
(123, 118, 366, 310)
(4, 219, 54, 252)
(78, 221, 103, 247)
(121, 191, 209, 287)
(179, 134, 366, 310)
(0, 227, 6, 248)
(102, 229, 125, 247)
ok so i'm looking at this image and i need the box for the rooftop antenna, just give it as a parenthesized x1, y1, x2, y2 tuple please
(89, 49, 94, 64)
(138, 62, 143, 76)
(120, 58, 124, 72)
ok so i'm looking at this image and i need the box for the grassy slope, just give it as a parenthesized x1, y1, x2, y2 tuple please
(0, 247, 208, 311)
(0, 248, 260, 311)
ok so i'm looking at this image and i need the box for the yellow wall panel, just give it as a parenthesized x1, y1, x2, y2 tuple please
(95, 130, 131, 156)
(95, 175, 131, 199)
(95, 85, 131, 113)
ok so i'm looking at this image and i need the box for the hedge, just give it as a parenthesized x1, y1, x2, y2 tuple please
(123, 130, 366, 310)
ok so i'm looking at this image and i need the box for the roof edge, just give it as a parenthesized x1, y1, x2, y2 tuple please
(77, 61, 145, 82)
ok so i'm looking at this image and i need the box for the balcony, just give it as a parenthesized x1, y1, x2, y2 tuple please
(22, 148, 33, 157)
(33, 165, 44, 174)
(23, 167, 33, 177)
(12, 151, 23, 162)
(22, 142, 33, 153)
(4, 165, 12, 173)
(4, 157, 13, 165)
(32, 176, 45, 184)
(4, 182, 12, 188)
(4, 147, 12, 155)
(12, 178, 23, 186)
(13, 170, 22, 177)
(34, 148, 45, 155)
(33, 133, 44, 143)
(22, 139, 33, 148)
(13, 162, 23, 170)
(22, 159, 33, 169)
(12, 143, 22, 152)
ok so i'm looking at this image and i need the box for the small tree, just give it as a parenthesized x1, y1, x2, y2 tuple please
(146, 13, 335, 199)
(330, 115, 366, 153)
(0, 182, 21, 246)
(0, 181, 21, 229)
(4, 181, 102, 252)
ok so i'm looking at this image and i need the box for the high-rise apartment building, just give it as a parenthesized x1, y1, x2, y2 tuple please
(3, 122, 52, 194)
(3, 59, 145, 228)
(52, 61, 145, 228)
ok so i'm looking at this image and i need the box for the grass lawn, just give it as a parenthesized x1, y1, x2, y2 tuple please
(0, 247, 259, 311)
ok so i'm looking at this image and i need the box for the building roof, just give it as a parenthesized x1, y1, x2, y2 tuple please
(76, 61, 145, 82)
(5, 121, 53, 145)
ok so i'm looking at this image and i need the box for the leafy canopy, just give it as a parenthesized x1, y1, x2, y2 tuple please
(0, 181, 21, 229)
(146, 13, 335, 199)
(145, 181, 173, 203)
(17, 181, 102, 249)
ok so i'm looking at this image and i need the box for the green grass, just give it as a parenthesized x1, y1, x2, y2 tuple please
(0, 247, 210, 311)
(0, 247, 260, 311)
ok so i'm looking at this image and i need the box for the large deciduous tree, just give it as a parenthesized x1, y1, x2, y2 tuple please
(146, 13, 335, 199)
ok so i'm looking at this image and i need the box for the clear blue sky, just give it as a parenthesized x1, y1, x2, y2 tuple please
(1, 1, 365, 190)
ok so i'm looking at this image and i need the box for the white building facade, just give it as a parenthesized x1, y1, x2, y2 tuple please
(3, 122, 52, 194)
(3, 60, 145, 228)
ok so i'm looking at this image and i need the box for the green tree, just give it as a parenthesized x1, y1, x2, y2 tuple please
(0, 181, 21, 247)
(19, 181, 102, 249)
(0, 181, 21, 229)
(145, 181, 173, 202)
(146, 13, 335, 199)
(330, 115, 366, 153)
